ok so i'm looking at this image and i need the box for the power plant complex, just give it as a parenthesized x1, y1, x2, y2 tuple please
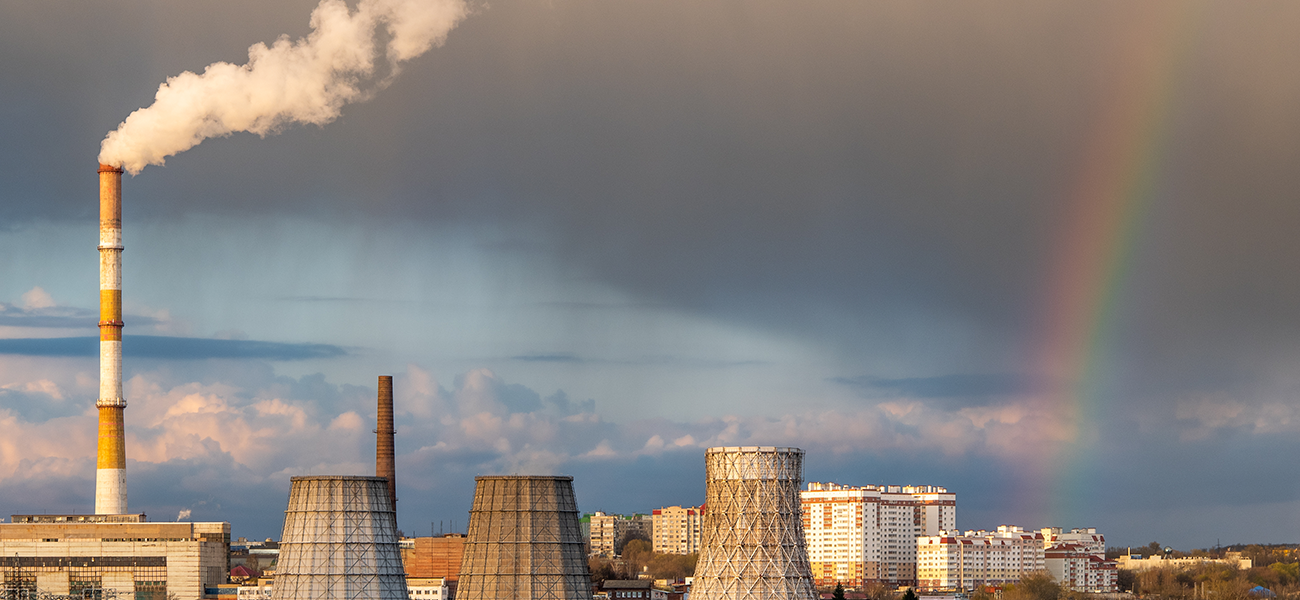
(1, 166, 839, 600)
(0, 165, 230, 600)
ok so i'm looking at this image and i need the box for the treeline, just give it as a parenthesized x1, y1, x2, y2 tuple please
(964, 565, 1300, 600)
(589, 540, 698, 583)
(1107, 542, 1300, 565)
(1126, 563, 1300, 600)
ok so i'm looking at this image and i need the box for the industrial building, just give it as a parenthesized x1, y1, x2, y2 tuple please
(402, 533, 465, 597)
(801, 482, 956, 588)
(0, 515, 230, 600)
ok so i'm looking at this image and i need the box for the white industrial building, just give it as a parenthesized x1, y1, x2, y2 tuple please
(0, 515, 230, 600)
(801, 482, 956, 587)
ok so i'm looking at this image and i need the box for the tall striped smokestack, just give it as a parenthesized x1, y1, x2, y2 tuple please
(96, 163, 128, 515)
(376, 375, 396, 510)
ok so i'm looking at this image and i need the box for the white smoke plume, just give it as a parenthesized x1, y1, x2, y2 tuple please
(99, 0, 468, 174)
(176, 509, 192, 521)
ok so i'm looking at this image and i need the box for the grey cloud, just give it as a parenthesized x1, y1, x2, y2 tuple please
(512, 353, 581, 363)
(510, 353, 766, 368)
(831, 373, 1045, 399)
(0, 303, 160, 329)
(5, 0, 1300, 549)
(0, 336, 345, 360)
(7, 0, 1300, 390)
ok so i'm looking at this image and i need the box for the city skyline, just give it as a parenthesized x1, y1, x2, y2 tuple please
(2, 0, 1300, 549)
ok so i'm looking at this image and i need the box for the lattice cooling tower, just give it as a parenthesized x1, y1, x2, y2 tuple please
(271, 476, 408, 600)
(691, 447, 817, 600)
(456, 476, 591, 600)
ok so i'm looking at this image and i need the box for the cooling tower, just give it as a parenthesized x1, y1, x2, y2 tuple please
(271, 476, 408, 600)
(691, 446, 817, 600)
(456, 476, 591, 600)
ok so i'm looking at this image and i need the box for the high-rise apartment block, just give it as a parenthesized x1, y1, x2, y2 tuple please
(1039, 527, 1105, 557)
(1040, 528, 1116, 593)
(581, 512, 654, 557)
(801, 482, 956, 587)
(916, 526, 1117, 593)
(651, 506, 704, 555)
(917, 526, 1046, 591)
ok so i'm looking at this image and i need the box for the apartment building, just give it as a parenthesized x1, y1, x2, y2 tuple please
(916, 526, 1046, 591)
(1039, 528, 1105, 558)
(1044, 544, 1118, 593)
(651, 506, 703, 555)
(801, 482, 956, 588)
(583, 512, 654, 557)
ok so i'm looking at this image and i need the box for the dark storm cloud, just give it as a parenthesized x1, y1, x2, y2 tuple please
(7, 0, 1300, 382)
(4, 0, 1294, 396)
(5, 0, 1300, 546)
(0, 336, 345, 360)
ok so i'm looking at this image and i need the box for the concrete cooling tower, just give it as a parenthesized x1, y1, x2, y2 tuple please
(456, 476, 591, 600)
(691, 446, 817, 600)
(271, 476, 408, 600)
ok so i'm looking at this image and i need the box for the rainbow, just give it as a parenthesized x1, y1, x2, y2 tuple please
(1023, 3, 1204, 525)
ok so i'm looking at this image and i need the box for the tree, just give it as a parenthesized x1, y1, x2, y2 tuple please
(833, 583, 847, 600)
(621, 539, 654, 576)
(617, 530, 651, 555)
(1006, 572, 1061, 600)
(647, 552, 698, 581)
(588, 556, 617, 585)
(863, 581, 896, 600)
(902, 588, 919, 600)
(1117, 568, 1137, 592)
(1270, 562, 1299, 585)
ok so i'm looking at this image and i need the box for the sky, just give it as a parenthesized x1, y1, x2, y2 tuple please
(2, 0, 1300, 550)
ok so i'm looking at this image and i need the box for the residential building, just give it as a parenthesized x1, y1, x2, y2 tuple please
(916, 526, 1045, 591)
(625, 514, 654, 547)
(651, 506, 703, 555)
(584, 512, 655, 557)
(586, 512, 623, 556)
(1044, 544, 1117, 593)
(1040, 528, 1105, 558)
(406, 576, 449, 600)
(801, 482, 956, 588)
(235, 583, 272, 600)
(601, 580, 668, 600)
(0, 515, 230, 600)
